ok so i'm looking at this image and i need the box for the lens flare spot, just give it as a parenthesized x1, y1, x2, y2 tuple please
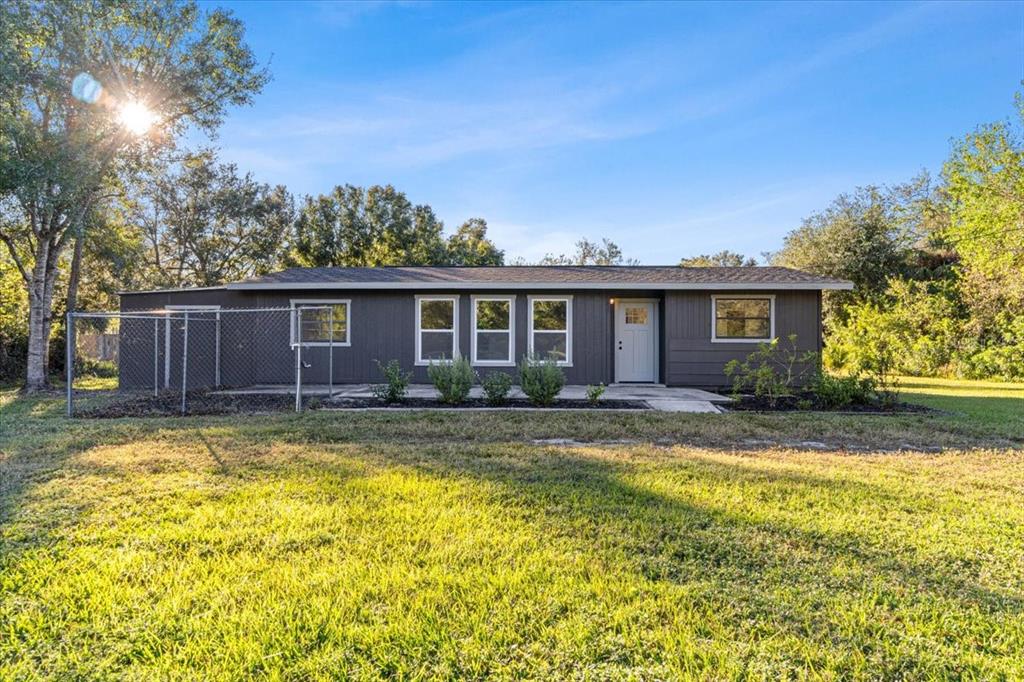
(71, 72, 103, 104)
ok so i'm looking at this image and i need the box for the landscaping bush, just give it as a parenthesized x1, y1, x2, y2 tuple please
(585, 383, 605, 405)
(77, 357, 118, 379)
(518, 354, 565, 406)
(481, 371, 513, 406)
(372, 359, 412, 404)
(724, 334, 819, 408)
(811, 372, 878, 409)
(427, 357, 476, 405)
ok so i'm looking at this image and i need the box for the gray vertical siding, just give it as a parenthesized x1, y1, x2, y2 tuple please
(119, 286, 823, 389)
(663, 290, 822, 387)
(119, 288, 650, 388)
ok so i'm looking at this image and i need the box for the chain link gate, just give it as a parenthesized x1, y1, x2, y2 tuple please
(66, 306, 339, 417)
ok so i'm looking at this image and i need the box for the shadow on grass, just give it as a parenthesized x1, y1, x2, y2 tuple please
(2, 414, 1019, 676)
(392, 443, 1021, 619)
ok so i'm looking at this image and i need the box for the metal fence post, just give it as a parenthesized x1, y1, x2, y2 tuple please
(215, 310, 221, 387)
(66, 311, 74, 417)
(294, 307, 302, 413)
(181, 311, 189, 415)
(328, 306, 334, 400)
(153, 317, 159, 397)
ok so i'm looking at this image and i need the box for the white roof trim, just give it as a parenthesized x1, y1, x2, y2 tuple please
(226, 281, 852, 291)
(120, 285, 226, 295)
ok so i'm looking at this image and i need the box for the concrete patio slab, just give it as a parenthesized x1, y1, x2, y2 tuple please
(215, 383, 728, 413)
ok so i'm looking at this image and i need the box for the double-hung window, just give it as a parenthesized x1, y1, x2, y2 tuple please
(528, 296, 572, 365)
(711, 295, 774, 342)
(416, 295, 458, 364)
(471, 296, 514, 365)
(290, 299, 350, 346)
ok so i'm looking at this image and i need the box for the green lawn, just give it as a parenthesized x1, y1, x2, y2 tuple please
(1, 378, 1021, 679)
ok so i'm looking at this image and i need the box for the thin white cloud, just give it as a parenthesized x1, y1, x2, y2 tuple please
(224, 2, 939, 181)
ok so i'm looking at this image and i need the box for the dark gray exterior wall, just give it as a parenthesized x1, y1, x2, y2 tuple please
(120, 287, 821, 389)
(663, 290, 822, 388)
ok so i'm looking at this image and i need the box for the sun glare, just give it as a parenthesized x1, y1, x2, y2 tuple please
(117, 100, 157, 135)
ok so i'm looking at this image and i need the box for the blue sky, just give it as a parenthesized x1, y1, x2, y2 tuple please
(210, 1, 1022, 264)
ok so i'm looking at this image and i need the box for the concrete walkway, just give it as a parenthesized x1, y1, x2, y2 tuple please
(218, 383, 730, 413)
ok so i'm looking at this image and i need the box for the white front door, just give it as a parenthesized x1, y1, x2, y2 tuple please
(615, 300, 656, 382)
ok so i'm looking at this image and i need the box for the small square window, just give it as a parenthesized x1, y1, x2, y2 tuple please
(291, 300, 350, 346)
(625, 307, 648, 325)
(712, 296, 773, 341)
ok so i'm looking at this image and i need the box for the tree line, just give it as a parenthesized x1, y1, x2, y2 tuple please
(2, 1, 1021, 388)
(770, 102, 1024, 381)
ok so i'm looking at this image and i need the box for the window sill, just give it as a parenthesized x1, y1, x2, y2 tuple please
(710, 338, 773, 344)
(290, 342, 352, 348)
(471, 361, 516, 367)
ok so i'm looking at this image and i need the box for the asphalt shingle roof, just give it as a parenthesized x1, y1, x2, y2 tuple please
(226, 266, 852, 290)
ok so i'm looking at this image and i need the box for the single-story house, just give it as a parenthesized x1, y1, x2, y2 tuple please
(117, 265, 852, 390)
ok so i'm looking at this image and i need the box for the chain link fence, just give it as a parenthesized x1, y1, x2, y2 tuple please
(66, 306, 339, 417)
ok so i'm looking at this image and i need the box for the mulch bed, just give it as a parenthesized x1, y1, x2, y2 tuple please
(324, 397, 650, 410)
(75, 392, 650, 418)
(723, 393, 935, 414)
(77, 392, 297, 418)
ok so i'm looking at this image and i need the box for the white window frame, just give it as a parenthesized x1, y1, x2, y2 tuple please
(527, 295, 573, 366)
(415, 295, 460, 365)
(470, 295, 516, 366)
(289, 299, 351, 347)
(710, 294, 775, 343)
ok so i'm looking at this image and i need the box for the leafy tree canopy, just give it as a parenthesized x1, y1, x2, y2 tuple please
(942, 100, 1024, 338)
(132, 150, 294, 287)
(290, 185, 503, 267)
(0, 0, 267, 390)
(446, 218, 504, 266)
(680, 250, 757, 267)
(538, 238, 637, 266)
(771, 184, 922, 323)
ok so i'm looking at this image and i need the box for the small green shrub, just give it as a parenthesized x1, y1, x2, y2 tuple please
(481, 371, 513, 406)
(518, 354, 565, 407)
(77, 357, 118, 378)
(812, 372, 878, 409)
(428, 357, 476, 405)
(724, 334, 819, 408)
(372, 359, 412, 404)
(585, 383, 605, 405)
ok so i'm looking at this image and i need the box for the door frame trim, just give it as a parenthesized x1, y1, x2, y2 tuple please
(613, 298, 659, 383)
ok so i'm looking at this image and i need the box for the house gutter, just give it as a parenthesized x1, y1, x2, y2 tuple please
(223, 281, 855, 291)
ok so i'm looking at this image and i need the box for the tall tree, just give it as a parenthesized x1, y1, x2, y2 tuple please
(941, 100, 1024, 376)
(134, 150, 293, 287)
(771, 185, 917, 323)
(291, 184, 477, 267)
(679, 250, 757, 267)
(538, 238, 638, 266)
(0, 0, 267, 391)
(445, 218, 504, 266)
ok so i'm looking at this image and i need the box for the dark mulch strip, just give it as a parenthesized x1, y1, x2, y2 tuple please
(75, 392, 650, 418)
(324, 397, 650, 410)
(77, 392, 297, 418)
(724, 393, 936, 414)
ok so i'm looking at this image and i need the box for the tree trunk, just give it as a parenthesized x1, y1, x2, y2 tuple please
(66, 227, 84, 315)
(24, 241, 53, 392)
